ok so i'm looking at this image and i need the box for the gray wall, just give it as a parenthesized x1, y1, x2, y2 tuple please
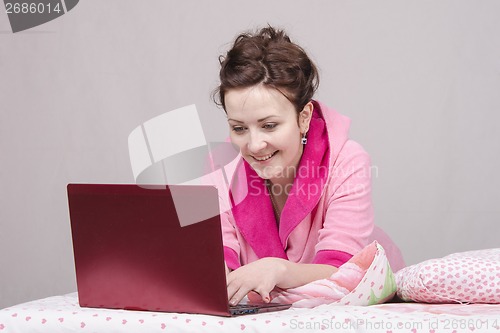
(1, 0, 499, 308)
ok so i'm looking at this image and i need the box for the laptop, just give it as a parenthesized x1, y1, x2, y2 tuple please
(67, 183, 291, 316)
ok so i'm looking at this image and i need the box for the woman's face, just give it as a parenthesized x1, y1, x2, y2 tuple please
(225, 85, 312, 184)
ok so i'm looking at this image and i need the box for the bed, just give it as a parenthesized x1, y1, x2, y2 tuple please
(1, 247, 499, 333)
(1, 293, 499, 333)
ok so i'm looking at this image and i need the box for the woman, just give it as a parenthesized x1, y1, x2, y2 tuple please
(214, 26, 376, 306)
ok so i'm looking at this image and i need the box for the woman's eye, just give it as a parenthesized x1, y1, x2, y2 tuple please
(232, 126, 246, 133)
(263, 123, 277, 130)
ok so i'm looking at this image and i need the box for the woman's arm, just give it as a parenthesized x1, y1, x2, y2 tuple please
(314, 141, 374, 260)
(226, 258, 337, 305)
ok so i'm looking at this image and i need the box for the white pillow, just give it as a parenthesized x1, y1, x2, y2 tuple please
(396, 248, 500, 303)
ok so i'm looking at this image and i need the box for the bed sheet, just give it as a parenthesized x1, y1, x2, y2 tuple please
(1, 293, 499, 333)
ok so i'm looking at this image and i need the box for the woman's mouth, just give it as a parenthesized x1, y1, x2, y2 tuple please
(252, 151, 278, 162)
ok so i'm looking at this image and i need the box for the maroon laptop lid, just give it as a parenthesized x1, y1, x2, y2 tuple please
(67, 184, 231, 316)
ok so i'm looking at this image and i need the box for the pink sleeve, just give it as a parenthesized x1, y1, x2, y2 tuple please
(220, 208, 243, 269)
(207, 153, 243, 271)
(223, 246, 241, 270)
(316, 141, 375, 256)
(313, 249, 353, 268)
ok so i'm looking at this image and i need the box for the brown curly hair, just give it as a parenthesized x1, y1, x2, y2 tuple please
(214, 26, 319, 113)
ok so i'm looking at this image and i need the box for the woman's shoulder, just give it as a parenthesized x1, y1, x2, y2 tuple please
(338, 139, 370, 158)
(324, 139, 372, 196)
(312, 101, 370, 165)
(330, 139, 371, 172)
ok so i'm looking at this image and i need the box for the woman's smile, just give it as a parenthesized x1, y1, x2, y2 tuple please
(252, 151, 278, 162)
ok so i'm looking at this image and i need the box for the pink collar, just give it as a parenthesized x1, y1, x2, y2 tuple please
(229, 105, 330, 259)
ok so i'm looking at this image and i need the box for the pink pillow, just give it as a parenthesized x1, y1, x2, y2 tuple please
(396, 248, 500, 304)
(258, 241, 397, 308)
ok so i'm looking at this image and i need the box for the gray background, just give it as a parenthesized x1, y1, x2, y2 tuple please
(1, 0, 499, 308)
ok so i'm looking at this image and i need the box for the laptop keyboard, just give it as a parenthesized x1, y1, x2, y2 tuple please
(229, 304, 260, 315)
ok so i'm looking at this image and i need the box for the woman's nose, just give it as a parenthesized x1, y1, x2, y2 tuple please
(247, 131, 267, 153)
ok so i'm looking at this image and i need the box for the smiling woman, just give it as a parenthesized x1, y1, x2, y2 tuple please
(225, 85, 310, 185)
(212, 26, 401, 307)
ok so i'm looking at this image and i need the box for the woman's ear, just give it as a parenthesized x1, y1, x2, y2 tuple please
(299, 101, 314, 133)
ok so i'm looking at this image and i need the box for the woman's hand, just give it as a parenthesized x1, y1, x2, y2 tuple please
(226, 257, 286, 306)
(226, 258, 338, 305)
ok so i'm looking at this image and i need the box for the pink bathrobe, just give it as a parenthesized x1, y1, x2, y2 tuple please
(220, 101, 377, 270)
